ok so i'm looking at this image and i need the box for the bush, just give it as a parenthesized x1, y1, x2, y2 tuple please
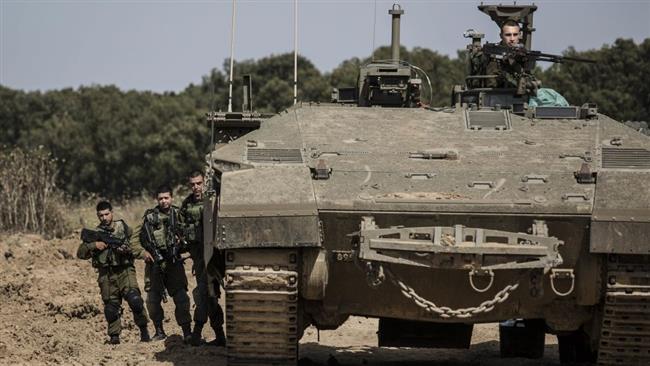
(0, 147, 69, 237)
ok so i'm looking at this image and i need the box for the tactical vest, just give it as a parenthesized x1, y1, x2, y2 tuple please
(142, 206, 181, 253)
(180, 195, 203, 245)
(90, 220, 133, 268)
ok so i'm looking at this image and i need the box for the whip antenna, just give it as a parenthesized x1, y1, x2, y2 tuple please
(371, 0, 377, 60)
(227, 0, 237, 112)
(293, 0, 298, 105)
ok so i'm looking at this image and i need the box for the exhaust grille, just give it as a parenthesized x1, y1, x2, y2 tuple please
(534, 106, 579, 119)
(246, 148, 303, 163)
(465, 110, 511, 131)
(602, 147, 650, 169)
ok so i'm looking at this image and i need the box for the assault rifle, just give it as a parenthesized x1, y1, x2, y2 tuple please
(141, 220, 169, 303)
(482, 43, 596, 67)
(166, 207, 184, 264)
(80, 228, 132, 256)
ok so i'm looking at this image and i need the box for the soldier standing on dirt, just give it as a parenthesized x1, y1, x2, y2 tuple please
(180, 171, 226, 346)
(77, 200, 152, 345)
(137, 185, 193, 343)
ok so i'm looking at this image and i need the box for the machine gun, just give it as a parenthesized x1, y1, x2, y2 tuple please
(80, 228, 132, 256)
(481, 43, 595, 96)
(482, 43, 596, 68)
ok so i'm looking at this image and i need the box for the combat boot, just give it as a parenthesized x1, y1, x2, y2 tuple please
(207, 327, 226, 347)
(152, 322, 166, 341)
(190, 323, 203, 346)
(108, 335, 120, 345)
(181, 323, 193, 344)
(139, 325, 151, 342)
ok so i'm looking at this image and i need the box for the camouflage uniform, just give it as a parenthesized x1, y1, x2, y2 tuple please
(77, 219, 149, 341)
(180, 193, 225, 345)
(470, 41, 532, 92)
(137, 206, 192, 339)
(468, 41, 543, 98)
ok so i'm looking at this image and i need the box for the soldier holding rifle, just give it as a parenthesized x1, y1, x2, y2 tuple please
(77, 200, 152, 345)
(476, 20, 534, 91)
(471, 19, 593, 95)
(180, 171, 226, 346)
(137, 184, 193, 343)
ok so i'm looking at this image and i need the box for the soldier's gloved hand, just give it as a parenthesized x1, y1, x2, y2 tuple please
(180, 240, 190, 254)
(116, 244, 132, 255)
(95, 241, 108, 251)
(143, 251, 154, 263)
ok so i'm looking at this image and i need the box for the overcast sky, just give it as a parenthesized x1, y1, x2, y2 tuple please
(1, 0, 649, 93)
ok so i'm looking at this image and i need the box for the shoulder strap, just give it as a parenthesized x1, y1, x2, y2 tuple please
(143, 208, 160, 227)
(115, 219, 131, 236)
(181, 195, 191, 211)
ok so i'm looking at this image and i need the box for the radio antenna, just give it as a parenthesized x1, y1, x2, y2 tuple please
(293, 0, 298, 105)
(227, 0, 237, 112)
(371, 0, 377, 60)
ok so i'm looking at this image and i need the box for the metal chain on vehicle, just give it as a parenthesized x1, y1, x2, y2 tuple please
(383, 265, 520, 319)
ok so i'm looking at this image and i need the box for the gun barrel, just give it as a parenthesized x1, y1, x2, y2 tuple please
(560, 55, 596, 63)
(534, 53, 596, 64)
(482, 44, 595, 64)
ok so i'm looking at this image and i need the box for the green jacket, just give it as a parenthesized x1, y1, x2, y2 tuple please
(77, 219, 144, 268)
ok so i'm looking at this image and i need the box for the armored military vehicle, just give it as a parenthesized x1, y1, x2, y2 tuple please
(202, 4, 650, 365)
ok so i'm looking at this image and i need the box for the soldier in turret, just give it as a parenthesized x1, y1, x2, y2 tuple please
(470, 19, 539, 94)
(77, 200, 151, 345)
(137, 185, 193, 343)
(483, 20, 525, 89)
(500, 20, 522, 47)
(180, 171, 226, 346)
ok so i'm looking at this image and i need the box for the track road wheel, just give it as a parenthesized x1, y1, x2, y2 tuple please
(597, 255, 650, 366)
(224, 249, 299, 366)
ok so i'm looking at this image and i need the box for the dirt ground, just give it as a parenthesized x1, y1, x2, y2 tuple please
(0, 233, 562, 365)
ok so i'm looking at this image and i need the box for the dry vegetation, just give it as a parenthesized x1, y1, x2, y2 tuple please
(0, 147, 68, 237)
(0, 146, 191, 239)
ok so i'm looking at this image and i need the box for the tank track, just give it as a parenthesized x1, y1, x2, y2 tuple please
(598, 255, 650, 365)
(224, 249, 299, 366)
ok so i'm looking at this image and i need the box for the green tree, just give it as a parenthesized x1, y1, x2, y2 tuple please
(327, 57, 362, 89)
(185, 53, 330, 113)
(257, 77, 294, 113)
(540, 38, 650, 121)
(183, 68, 227, 110)
(16, 85, 208, 198)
